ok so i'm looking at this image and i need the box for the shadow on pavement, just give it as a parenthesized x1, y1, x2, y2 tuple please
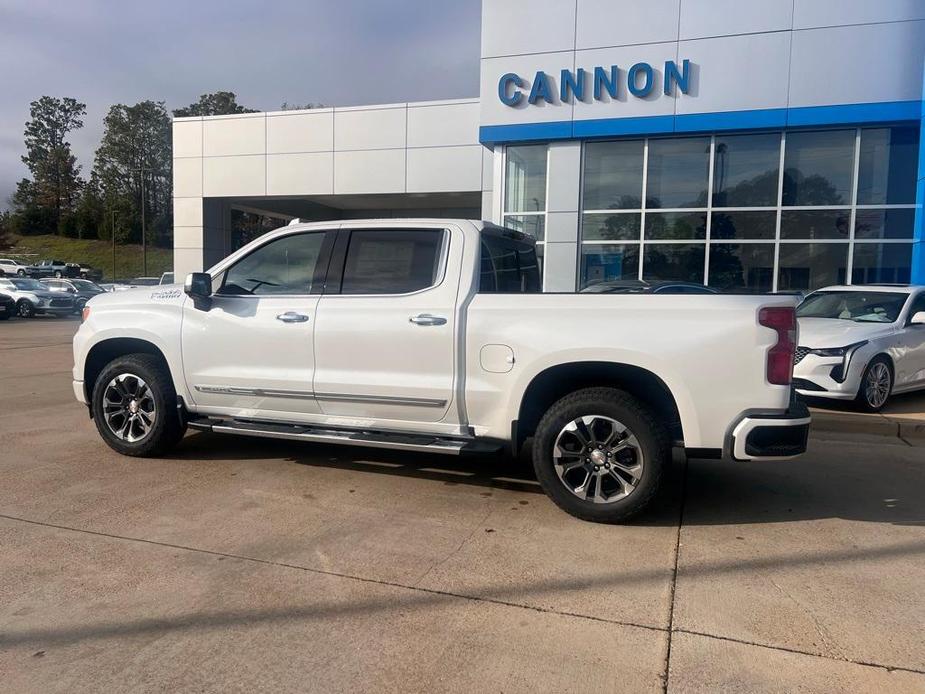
(170, 431, 924, 528)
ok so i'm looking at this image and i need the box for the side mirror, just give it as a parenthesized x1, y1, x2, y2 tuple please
(910, 311, 925, 326)
(184, 272, 212, 309)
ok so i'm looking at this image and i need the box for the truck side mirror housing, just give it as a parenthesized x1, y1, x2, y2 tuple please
(184, 272, 212, 309)
(910, 311, 925, 326)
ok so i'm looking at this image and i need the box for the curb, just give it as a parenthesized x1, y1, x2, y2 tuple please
(809, 408, 925, 446)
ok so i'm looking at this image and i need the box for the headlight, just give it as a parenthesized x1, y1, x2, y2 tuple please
(809, 340, 868, 357)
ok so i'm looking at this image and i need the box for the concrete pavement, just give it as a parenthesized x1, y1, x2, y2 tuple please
(1, 318, 923, 692)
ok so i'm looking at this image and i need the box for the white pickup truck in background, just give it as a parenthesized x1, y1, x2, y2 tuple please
(73, 219, 810, 522)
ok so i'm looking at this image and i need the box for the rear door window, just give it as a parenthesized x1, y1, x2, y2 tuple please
(339, 229, 444, 295)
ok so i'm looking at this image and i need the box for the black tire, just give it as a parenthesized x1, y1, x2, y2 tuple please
(16, 300, 34, 318)
(53, 270, 62, 278)
(91, 353, 187, 457)
(855, 356, 893, 412)
(16, 269, 25, 276)
(532, 387, 670, 523)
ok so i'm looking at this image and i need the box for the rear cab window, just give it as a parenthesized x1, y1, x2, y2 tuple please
(479, 226, 541, 293)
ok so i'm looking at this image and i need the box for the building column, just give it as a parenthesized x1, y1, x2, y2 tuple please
(543, 141, 582, 292)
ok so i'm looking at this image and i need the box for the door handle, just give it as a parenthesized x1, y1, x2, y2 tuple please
(409, 313, 447, 326)
(276, 311, 310, 323)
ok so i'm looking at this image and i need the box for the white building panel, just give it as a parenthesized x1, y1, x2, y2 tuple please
(266, 110, 334, 154)
(334, 149, 406, 194)
(173, 197, 203, 227)
(172, 157, 202, 198)
(793, 0, 925, 29)
(576, 0, 680, 49)
(172, 225, 204, 250)
(543, 242, 579, 291)
(333, 106, 406, 151)
(545, 211, 580, 243)
(480, 51, 576, 127)
(676, 31, 792, 115)
(407, 101, 480, 148)
(481, 147, 493, 191)
(202, 114, 266, 157)
(789, 21, 925, 108)
(680, 0, 792, 40)
(202, 155, 266, 197)
(481, 0, 576, 58)
(547, 142, 582, 212)
(573, 43, 680, 121)
(267, 152, 334, 196)
(172, 119, 202, 158)
(406, 146, 483, 193)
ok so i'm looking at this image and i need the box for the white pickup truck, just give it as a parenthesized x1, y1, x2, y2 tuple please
(73, 219, 809, 522)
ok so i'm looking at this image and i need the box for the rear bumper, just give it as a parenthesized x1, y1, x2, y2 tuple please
(728, 400, 811, 461)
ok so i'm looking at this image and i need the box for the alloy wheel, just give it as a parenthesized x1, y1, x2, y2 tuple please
(102, 373, 157, 442)
(552, 415, 644, 504)
(865, 362, 891, 409)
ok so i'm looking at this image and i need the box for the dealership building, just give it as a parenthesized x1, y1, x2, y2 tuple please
(172, 0, 925, 291)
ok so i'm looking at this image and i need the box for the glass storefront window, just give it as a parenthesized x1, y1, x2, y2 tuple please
(502, 214, 545, 242)
(857, 127, 919, 205)
(782, 130, 855, 206)
(644, 212, 706, 240)
(582, 213, 640, 241)
(854, 208, 915, 240)
(710, 211, 776, 240)
(777, 244, 848, 291)
(712, 133, 780, 207)
(708, 244, 775, 293)
(780, 209, 851, 240)
(646, 137, 710, 208)
(504, 145, 547, 213)
(643, 244, 705, 283)
(582, 140, 644, 210)
(851, 243, 912, 284)
(580, 244, 640, 287)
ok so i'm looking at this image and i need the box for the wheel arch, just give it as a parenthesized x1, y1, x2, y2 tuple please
(83, 338, 171, 407)
(513, 361, 685, 454)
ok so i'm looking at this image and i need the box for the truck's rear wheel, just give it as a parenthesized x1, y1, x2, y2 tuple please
(532, 387, 669, 523)
(91, 354, 187, 457)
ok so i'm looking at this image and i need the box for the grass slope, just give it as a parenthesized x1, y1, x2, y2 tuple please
(5, 234, 172, 281)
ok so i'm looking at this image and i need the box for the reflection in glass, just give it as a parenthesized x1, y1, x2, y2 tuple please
(710, 211, 776, 240)
(777, 244, 848, 291)
(504, 145, 547, 213)
(580, 244, 640, 287)
(503, 215, 545, 241)
(780, 209, 850, 240)
(645, 212, 706, 240)
(646, 137, 710, 208)
(782, 130, 854, 206)
(851, 243, 912, 284)
(854, 208, 915, 240)
(582, 140, 645, 210)
(708, 244, 775, 293)
(712, 133, 780, 207)
(582, 213, 640, 241)
(643, 244, 705, 283)
(857, 127, 919, 205)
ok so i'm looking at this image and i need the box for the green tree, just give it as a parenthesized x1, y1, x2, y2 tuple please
(93, 100, 173, 247)
(15, 96, 87, 234)
(172, 91, 258, 117)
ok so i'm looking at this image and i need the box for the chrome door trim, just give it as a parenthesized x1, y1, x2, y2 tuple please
(194, 385, 446, 408)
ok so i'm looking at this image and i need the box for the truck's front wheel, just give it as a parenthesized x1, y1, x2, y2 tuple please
(532, 387, 669, 523)
(91, 354, 187, 457)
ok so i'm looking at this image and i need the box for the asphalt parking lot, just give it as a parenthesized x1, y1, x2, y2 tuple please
(1, 318, 924, 692)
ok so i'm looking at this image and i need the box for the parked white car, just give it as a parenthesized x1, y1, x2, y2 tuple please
(73, 219, 810, 523)
(794, 285, 925, 411)
(0, 258, 28, 276)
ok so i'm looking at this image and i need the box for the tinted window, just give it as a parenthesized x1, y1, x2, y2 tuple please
(341, 229, 443, 295)
(857, 126, 918, 205)
(782, 130, 854, 206)
(712, 133, 780, 207)
(580, 245, 640, 288)
(222, 232, 327, 295)
(582, 140, 644, 210)
(479, 230, 541, 293)
(645, 137, 710, 208)
(504, 145, 547, 213)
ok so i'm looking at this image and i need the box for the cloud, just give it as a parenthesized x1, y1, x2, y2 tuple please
(0, 0, 481, 208)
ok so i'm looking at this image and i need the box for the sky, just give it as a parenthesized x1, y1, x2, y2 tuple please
(0, 0, 482, 209)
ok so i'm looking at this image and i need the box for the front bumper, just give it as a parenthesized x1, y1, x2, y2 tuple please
(73, 379, 87, 405)
(792, 346, 870, 400)
(728, 400, 811, 461)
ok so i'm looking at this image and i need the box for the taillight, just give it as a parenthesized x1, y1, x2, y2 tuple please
(759, 306, 796, 386)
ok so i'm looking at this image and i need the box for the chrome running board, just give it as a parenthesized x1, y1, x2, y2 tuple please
(187, 417, 500, 455)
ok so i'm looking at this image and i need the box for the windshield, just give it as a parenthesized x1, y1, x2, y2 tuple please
(797, 291, 908, 323)
(72, 279, 103, 292)
(10, 278, 45, 291)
